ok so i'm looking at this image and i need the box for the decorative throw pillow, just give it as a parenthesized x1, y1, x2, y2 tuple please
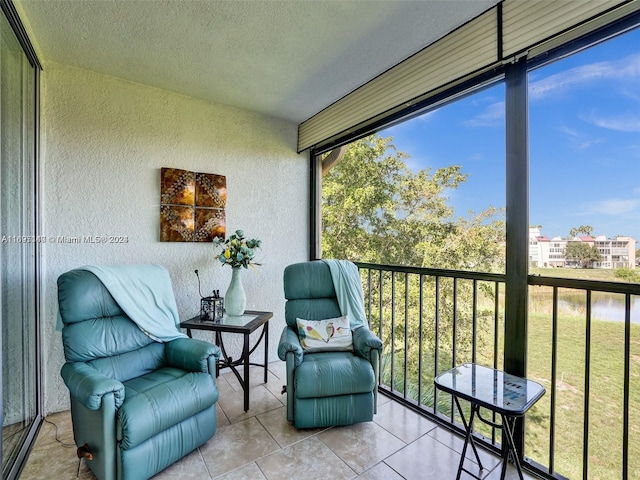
(296, 315, 353, 352)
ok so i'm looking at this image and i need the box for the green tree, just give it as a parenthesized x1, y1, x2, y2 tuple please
(569, 225, 594, 238)
(564, 241, 602, 268)
(322, 134, 505, 272)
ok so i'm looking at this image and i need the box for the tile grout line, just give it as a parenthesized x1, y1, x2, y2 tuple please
(196, 446, 215, 480)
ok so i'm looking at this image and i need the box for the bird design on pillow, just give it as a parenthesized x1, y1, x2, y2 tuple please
(296, 316, 353, 352)
(302, 324, 324, 342)
(301, 321, 347, 343)
(326, 322, 334, 341)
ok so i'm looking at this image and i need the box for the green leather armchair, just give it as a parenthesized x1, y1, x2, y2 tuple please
(277, 261, 382, 428)
(58, 268, 220, 480)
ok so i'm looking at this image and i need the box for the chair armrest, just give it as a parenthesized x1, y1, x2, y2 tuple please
(61, 362, 125, 410)
(277, 326, 303, 367)
(165, 338, 220, 374)
(352, 326, 382, 360)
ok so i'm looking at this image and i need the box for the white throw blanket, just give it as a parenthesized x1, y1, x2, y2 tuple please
(322, 259, 368, 330)
(80, 264, 187, 342)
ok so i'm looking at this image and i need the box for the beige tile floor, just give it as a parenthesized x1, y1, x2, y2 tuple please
(21, 361, 536, 480)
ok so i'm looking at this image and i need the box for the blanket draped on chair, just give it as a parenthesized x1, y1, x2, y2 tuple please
(322, 259, 368, 329)
(80, 264, 187, 342)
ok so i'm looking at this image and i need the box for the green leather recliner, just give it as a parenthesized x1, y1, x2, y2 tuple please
(58, 268, 220, 480)
(277, 261, 382, 428)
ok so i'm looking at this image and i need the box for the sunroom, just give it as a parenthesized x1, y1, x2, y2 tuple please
(2, 1, 640, 479)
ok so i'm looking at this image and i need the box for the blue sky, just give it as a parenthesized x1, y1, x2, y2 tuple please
(383, 27, 640, 242)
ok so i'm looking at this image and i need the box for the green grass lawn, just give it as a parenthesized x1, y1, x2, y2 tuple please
(530, 267, 624, 282)
(523, 312, 640, 480)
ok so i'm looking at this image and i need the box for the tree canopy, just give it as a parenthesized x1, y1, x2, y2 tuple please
(569, 225, 594, 238)
(321, 134, 505, 272)
(564, 241, 602, 268)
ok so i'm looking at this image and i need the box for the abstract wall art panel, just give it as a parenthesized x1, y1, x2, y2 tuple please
(195, 172, 227, 208)
(161, 168, 195, 206)
(194, 208, 226, 242)
(160, 205, 195, 242)
(160, 167, 227, 242)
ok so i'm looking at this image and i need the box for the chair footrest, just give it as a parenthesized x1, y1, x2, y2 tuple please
(295, 351, 375, 398)
(294, 393, 374, 428)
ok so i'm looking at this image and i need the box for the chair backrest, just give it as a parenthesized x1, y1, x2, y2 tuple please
(58, 269, 165, 382)
(283, 261, 342, 329)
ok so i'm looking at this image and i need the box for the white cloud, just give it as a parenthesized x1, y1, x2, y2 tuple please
(416, 110, 437, 123)
(620, 88, 640, 102)
(580, 112, 640, 132)
(559, 125, 579, 137)
(469, 95, 500, 107)
(451, 54, 640, 129)
(583, 198, 640, 215)
(578, 138, 606, 149)
(529, 52, 640, 101)
(462, 101, 504, 127)
(558, 125, 605, 150)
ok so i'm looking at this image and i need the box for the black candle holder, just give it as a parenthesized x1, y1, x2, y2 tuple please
(200, 296, 224, 322)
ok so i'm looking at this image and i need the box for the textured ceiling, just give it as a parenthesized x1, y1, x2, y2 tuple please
(16, 0, 499, 124)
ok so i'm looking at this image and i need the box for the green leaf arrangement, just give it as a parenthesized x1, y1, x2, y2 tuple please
(213, 230, 262, 269)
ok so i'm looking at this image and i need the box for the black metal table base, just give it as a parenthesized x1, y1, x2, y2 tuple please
(215, 323, 269, 412)
(181, 311, 273, 413)
(454, 398, 525, 480)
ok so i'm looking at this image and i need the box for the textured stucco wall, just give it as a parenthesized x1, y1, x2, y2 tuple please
(41, 62, 308, 413)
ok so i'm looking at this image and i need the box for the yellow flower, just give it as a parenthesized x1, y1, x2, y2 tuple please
(214, 230, 262, 269)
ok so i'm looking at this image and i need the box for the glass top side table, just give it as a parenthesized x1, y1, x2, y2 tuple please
(180, 310, 273, 412)
(434, 363, 546, 480)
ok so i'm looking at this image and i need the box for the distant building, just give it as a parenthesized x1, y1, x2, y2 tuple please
(529, 228, 636, 269)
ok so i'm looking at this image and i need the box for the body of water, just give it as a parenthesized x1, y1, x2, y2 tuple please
(530, 291, 640, 324)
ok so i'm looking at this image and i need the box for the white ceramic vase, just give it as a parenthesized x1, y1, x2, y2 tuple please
(225, 267, 246, 316)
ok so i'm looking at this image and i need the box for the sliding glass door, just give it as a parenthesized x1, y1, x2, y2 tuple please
(0, 5, 39, 479)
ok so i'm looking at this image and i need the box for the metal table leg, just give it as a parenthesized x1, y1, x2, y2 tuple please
(214, 324, 270, 412)
(474, 409, 525, 480)
(454, 398, 484, 480)
(500, 414, 525, 480)
(243, 332, 250, 412)
(263, 321, 269, 383)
